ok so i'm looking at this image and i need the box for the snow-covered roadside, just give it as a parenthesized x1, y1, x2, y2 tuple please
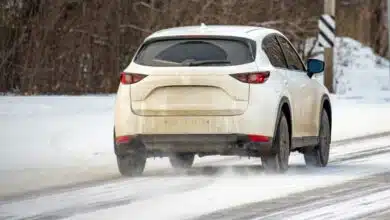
(309, 37, 390, 95)
(0, 96, 116, 169)
(330, 95, 390, 140)
(1, 94, 390, 197)
(0, 96, 116, 196)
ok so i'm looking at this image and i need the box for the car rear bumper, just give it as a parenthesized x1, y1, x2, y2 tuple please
(114, 134, 273, 157)
(114, 85, 280, 139)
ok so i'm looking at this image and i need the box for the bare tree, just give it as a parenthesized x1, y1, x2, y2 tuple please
(0, 0, 387, 94)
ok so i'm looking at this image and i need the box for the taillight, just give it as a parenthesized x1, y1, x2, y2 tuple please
(120, 72, 147, 84)
(230, 72, 270, 84)
(115, 135, 133, 144)
(248, 134, 269, 142)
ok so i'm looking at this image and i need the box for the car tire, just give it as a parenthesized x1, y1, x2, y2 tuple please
(169, 153, 195, 169)
(261, 113, 290, 173)
(304, 109, 331, 167)
(117, 151, 147, 177)
(113, 129, 147, 177)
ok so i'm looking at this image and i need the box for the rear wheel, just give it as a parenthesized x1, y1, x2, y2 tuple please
(261, 113, 290, 173)
(169, 153, 195, 169)
(114, 130, 147, 177)
(304, 109, 331, 167)
(117, 151, 147, 176)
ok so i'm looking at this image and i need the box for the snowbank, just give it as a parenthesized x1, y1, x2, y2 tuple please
(0, 95, 116, 169)
(309, 37, 390, 98)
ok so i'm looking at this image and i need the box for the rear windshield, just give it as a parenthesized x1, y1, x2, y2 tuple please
(133, 38, 256, 67)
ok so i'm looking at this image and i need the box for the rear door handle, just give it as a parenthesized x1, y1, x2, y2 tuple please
(284, 80, 288, 86)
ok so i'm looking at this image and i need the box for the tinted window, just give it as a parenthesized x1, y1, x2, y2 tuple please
(134, 38, 255, 66)
(277, 36, 305, 71)
(262, 35, 287, 68)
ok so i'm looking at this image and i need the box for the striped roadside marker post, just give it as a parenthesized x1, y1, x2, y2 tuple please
(318, 13, 336, 93)
(318, 14, 336, 48)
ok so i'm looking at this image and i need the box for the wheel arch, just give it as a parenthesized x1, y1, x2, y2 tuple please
(320, 94, 332, 133)
(273, 96, 292, 144)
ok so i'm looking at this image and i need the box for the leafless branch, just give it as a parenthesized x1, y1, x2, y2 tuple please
(133, 1, 164, 13)
(120, 24, 152, 33)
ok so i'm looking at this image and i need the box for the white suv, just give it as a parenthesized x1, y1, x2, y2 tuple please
(113, 25, 332, 176)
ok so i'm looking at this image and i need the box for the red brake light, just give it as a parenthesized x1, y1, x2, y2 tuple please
(248, 134, 269, 142)
(230, 72, 270, 84)
(115, 135, 133, 144)
(120, 72, 147, 84)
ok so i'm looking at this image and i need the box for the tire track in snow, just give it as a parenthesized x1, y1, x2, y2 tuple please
(330, 131, 390, 147)
(0, 177, 214, 220)
(253, 175, 390, 220)
(0, 157, 255, 220)
(331, 145, 390, 164)
(193, 145, 390, 220)
(194, 174, 390, 220)
(363, 207, 390, 220)
(0, 155, 238, 202)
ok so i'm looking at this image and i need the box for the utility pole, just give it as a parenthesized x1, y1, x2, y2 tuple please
(388, 0, 390, 89)
(324, 0, 336, 93)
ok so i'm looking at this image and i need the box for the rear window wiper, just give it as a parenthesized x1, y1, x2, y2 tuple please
(185, 60, 231, 66)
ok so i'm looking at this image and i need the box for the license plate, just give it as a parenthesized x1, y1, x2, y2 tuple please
(164, 118, 210, 133)
(143, 117, 212, 133)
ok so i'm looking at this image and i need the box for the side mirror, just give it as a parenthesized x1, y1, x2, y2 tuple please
(307, 59, 325, 78)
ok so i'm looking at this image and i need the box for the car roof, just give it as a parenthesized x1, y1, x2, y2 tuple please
(144, 24, 284, 42)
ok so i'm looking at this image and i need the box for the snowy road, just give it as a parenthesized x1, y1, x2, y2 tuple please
(2, 134, 390, 220)
(196, 172, 390, 220)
